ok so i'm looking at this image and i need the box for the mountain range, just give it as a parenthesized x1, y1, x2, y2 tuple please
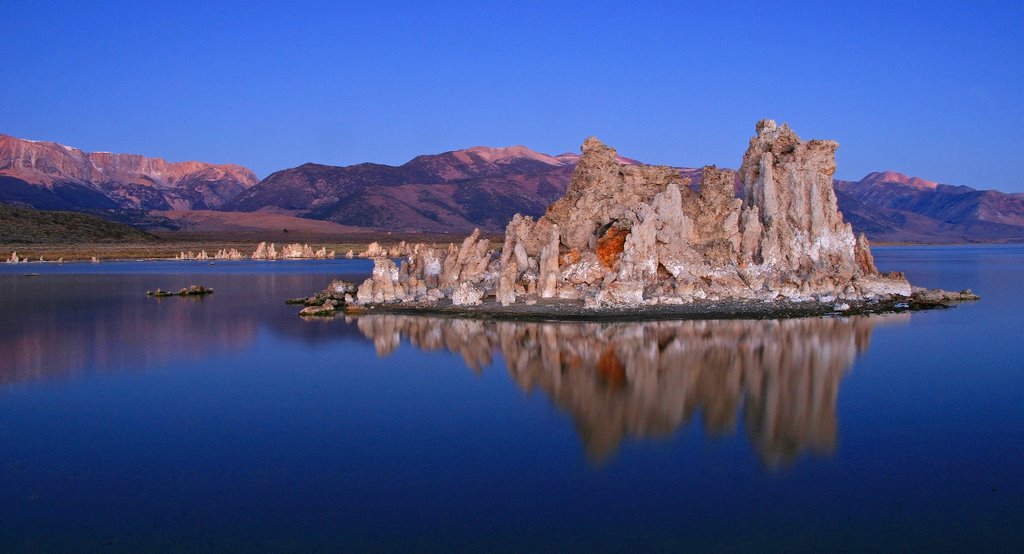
(0, 134, 257, 221)
(2, 134, 1022, 243)
(834, 171, 1024, 242)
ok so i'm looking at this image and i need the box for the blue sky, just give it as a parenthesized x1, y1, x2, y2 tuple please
(3, 1, 1022, 190)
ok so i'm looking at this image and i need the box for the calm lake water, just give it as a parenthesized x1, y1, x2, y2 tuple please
(0, 246, 1021, 551)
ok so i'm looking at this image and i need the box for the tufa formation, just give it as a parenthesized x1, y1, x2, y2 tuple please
(351, 121, 916, 309)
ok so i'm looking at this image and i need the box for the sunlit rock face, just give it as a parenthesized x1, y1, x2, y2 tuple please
(0, 134, 258, 211)
(352, 313, 905, 466)
(352, 120, 911, 308)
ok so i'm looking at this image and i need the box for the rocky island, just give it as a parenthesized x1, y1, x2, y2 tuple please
(147, 285, 214, 297)
(299, 120, 976, 319)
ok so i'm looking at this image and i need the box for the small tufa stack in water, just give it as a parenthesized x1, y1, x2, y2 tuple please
(147, 285, 214, 297)
(353, 237, 494, 305)
(287, 280, 359, 317)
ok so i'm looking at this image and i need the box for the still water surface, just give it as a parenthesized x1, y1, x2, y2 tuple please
(0, 247, 1021, 550)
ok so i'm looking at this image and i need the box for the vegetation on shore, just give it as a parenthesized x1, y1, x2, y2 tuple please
(0, 203, 157, 244)
(2, 202, 495, 261)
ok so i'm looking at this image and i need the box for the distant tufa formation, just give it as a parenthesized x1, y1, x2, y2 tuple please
(4, 251, 64, 264)
(173, 243, 336, 261)
(354, 120, 912, 307)
(251, 242, 335, 260)
(360, 241, 413, 259)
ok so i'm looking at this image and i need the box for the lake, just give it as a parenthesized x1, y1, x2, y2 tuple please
(0, 246, 1021, 551)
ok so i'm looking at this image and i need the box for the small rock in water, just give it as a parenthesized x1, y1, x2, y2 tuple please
(292, 279, 358, 315)
(908, 287, 981, 308)
(299, 301, 338, 317)
(146, 285, 213, 297)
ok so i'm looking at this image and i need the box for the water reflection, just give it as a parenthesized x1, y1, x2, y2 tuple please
(0, 269, 905, 468)
(353, 314, 907, 467)
(0, 272, 366, 385)
(0, 294, 258, 385)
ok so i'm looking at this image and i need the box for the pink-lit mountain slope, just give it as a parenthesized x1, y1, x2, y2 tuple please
(0, 134, 258, 219)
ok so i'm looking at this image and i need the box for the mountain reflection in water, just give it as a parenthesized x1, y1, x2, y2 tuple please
(353, 314, 907, 467)
(0, 271, 367, 386)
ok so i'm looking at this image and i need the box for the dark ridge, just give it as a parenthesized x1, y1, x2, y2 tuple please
(0, 203, 158, 244)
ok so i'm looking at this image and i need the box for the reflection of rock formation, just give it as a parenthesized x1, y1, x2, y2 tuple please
(0, 283, 257, 385)
(354, 314, 905, 466)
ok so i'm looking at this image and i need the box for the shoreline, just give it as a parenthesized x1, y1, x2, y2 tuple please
(0, 234, 479, 263)
(0, 243, 981, 321)
(0, 241, 368, 263)
(327, 289, 979, 323)
(3, 237, 1022, 263)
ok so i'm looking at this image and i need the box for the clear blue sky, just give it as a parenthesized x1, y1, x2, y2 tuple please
(3, 1, 1022, 190)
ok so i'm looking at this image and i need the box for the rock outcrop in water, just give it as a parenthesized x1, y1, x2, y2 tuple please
(147, 285, 214, 297)
(349, 120, 913, 309)
(289, 280, 360, 317)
